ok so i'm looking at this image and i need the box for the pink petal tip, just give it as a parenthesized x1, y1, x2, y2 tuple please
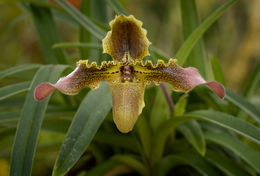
(206, 81, 225, 99)
(34, 82, 55, 101)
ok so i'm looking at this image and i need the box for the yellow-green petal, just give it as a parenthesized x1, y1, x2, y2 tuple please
(109, 82, 146, 133)
(102, 15, 151, 63)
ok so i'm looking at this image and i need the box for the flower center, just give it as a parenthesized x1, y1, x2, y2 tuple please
(120, 65, 134, 82)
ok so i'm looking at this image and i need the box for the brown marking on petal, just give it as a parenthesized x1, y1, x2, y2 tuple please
(34, 82, 55, 101)
(109, 82, 146, 133)
(34, 60, 123, 101)
(102, 15, 151, 62)
(132, 59, 225, 98)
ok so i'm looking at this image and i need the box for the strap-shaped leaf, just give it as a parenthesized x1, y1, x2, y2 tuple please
(111, 155, 148, 175)
(10, 65, 67, 176)
(176, 0, 238, 66)
(152, 110, 260, 164)
(188, 110, 260, 144)
(225, 89, 260, 123)
(243, 61, 260, 98)
(81, 159, 119, 176)
(210, 55, 226, 85)
(177, 120, 206, 155)
(0, 111, 20, 124)
(181, 0, 207, 77)
(53, 82, 112, 176)
(205, 131, 260, 174)
(105, 0, 128, 15)
(205, 149, 251, 176)
(55, 0, 106, 40)
(156, 152, 219, 176)
(53, 42, 102, 49)
(29, 4, 68, 64)
(0, 82, 31, 101)
(0, 64, 40, 79)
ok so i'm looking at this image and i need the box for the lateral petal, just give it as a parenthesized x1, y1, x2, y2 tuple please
(34, 60, 121, 101)
(133, 59, 225, 99)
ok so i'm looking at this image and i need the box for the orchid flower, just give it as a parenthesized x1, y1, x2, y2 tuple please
(34, 15, 225, 133)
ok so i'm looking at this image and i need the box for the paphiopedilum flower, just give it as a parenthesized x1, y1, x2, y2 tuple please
(34, 15, 225, 133)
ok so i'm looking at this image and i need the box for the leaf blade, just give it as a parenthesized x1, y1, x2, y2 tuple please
(205, 149, 251, 176)
(188, 110, 260, 144)
(176, 0, 238, 66)
(10, 65, 67, 176)
(105, 0, 128, 15)
(210, 55, 226, 85)
(225, 89, 260, 123)
(205, 131, 260, 173)
(0, 64, 40, 80)
(29, 4, 68, 64)
(0, 82, 31, 101)
(53, 82, 112, 176)
(55, 0, 106, 40)
(180, 0, 207, 77)
(156, 152, 219, 176)
(53, 42, 102, 49)
(177, 120, 206, 155)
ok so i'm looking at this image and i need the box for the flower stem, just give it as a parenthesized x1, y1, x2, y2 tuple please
(160, 83, 174, 113)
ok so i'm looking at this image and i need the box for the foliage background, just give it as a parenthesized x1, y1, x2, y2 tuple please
(0, 0, 259, 176)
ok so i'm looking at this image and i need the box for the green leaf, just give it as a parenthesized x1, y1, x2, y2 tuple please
(152, 110, 260, 164)
(188, 110, 260, 144)
(151, 116, 193, 165)
(177, 120, 206, 155)
(243, 61, 260, 98)
(225, 89, 260, 123)
(156, 152, 219, 176)
(53, 82, 112, 176)
(180, 0, 207, 77)
(0, 0, 57, 9)
(94, 130, 139, 152)
(0, 111, 20, 124)
(0, 64, 40, 79)
(10, 65, 67, 176)
(111, 155, 148, 175)
(136, 116, 152, 158)
(29, 4, 68, 64)
(41, 118, 71, 134)
(210, 55, 226, 86)
(55, 0, 106, 40)
(81, 159, 119, 176)
(150, 87, 170, 132)
(205, 131, 260, 174)
(205, 149, 251, 176)
(79, 0, 108, 61)
(105, 0, 128, 15)
(53, 42, 102, 49)
(176, 0, 238, 66)
(149, 46, 170, 61)
(0, 82, 31, 101)
(174, 94, 188, 116)
(79, 0, 92, 59)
